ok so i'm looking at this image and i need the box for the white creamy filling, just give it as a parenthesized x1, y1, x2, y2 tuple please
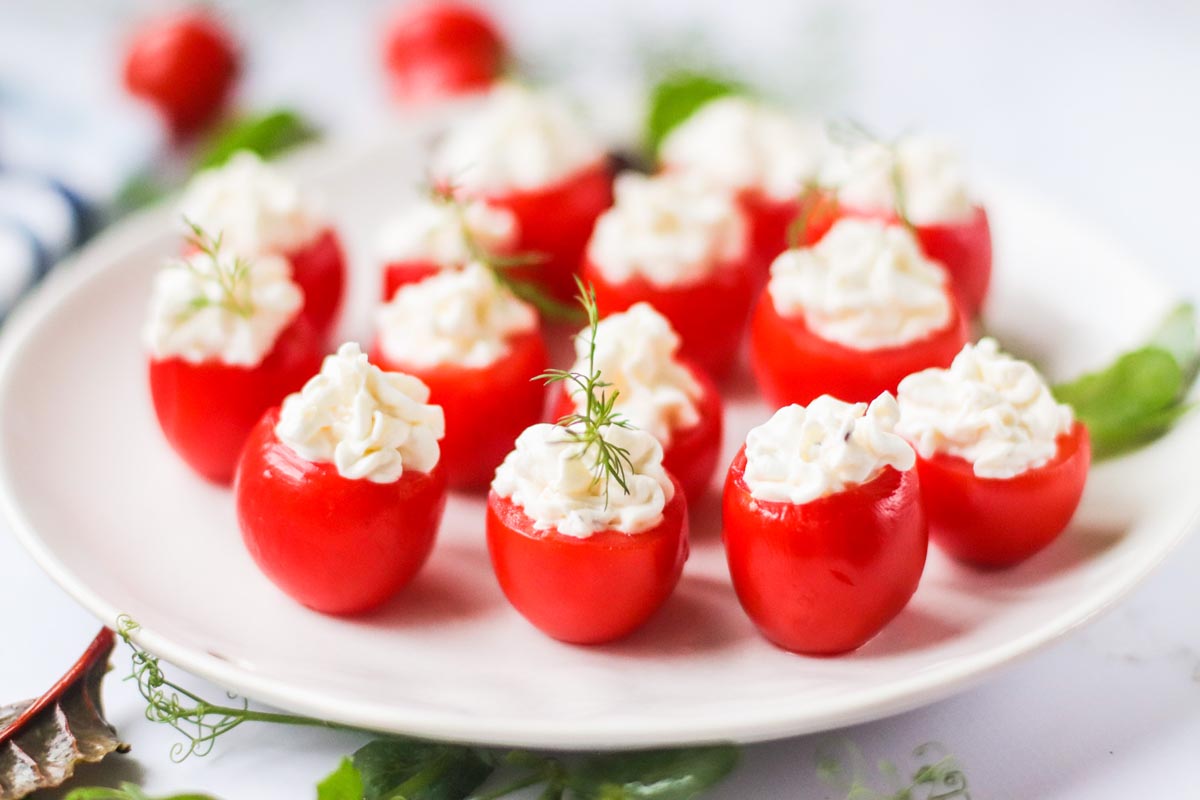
(659, 96, 830, 201)
(143, 249, 303, 367)
(743, 394, 915, 505)
(566, 303, 701, 445)
(587, 172, 747, 288)
(767, 218, 952, 349)
(896, 338, 1074, 479)
(492, 422, 674, 538)
(432, 82, 604, 193)
(377, 262, 538, 369)
(275, 342, 445, 483)
(180, 151, 323, 256)
(822, 135, 975, 225)
(376, 196, 517, 271)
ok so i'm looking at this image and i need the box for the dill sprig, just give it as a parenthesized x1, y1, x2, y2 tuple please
(116, 616, 345, 761)
(427, 184, 583, 322)
(536, 279, 635, 506)
(785, 178, 834, 250)
(826, 118, 915, 232)
(174, 218, 257, 323)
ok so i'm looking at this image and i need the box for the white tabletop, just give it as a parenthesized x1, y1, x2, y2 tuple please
(3, 1, 1200, 797)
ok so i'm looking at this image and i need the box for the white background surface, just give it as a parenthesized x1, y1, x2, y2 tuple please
(2, 2, 1199, 797)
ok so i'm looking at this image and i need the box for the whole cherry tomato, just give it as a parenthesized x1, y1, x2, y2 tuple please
(149, 315, 323, 485)
(582, 253, 752, 381)
(383, 2, 507, 103)
(840, 204, 993, 318)
(551, 360, 723, 504)
(749, 291, 968, 407)
(487, 477, 689, 644)
(373, 330, 549, 490)
(913, 422, 1090, 568)
(236, 408, 448, 614)
(723, 448, 928, 654)
(123, 10, 239, 137)
(454, 162, 612, 303)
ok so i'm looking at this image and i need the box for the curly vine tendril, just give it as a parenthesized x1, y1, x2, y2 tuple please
(116, 614, 347, 761)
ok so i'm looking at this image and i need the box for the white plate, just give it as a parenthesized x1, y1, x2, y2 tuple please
(1, 126, 1198, 751)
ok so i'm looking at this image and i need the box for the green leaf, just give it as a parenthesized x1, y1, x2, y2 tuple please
(644, 72, 742, 156)
(351, 738, 493, 800)
(1150, 302, 1198, 377)
(317, 758, 364, 800)
(196, 110, 319, 171)
(564, 745, 739, 800)
(1053, 346, 1185, 459)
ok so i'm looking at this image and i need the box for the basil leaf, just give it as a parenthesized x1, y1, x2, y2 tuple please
(645, 72, 742, 156)
(196, 110, 318, 171)
(1150, 302, 1198, 377)
(317, 757, 365, 800)
(352, 738, 493, 800)
(565, 745, 739, 800)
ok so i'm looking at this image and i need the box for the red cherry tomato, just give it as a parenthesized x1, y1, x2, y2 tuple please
(454, 162, 613, 303)
(383, 2, 506, 103)
(722, 449, 928, 654)
(123, 11, 238, 137)
(740, 189, 837, 290)
(285, 228, 346, 339)
(582, 256, 752, 381)
(373, 330, 549, 489)
(487, 477, 689, 644)
(551, 360, 723, 504)
(148, 315, 323, 485)
(914, 422, 1090, 568)
(749, 289, 968, 407)
(381, 260, 444, 302)
(236, 409, 448, 614)
(840, 204, 992, 318)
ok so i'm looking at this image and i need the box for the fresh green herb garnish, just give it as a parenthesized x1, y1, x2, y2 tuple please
(785, 179, 832, 250)
(538, 279, 636, 505)
(827, 118, 915, 231)
(117, 616, 347, 761)
(113, 616, 737, 799)
(427, 185, 582, 322)
(174, 219, 258, 324)
(817, 741, 971, 800)
(196, 109, 318, 170)
(1053, 303, 1198, 459)
(644, 70, 744, 157)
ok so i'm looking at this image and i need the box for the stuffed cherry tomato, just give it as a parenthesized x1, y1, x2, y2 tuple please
(489, 423, 688, 644)
(550, 303, 722, 503)
(123, 10, 238, 136)
(580, 171, 752, 379)
(372, 263, 547, 489)
(432, 83, 611, 302)
(236, 343, 447, 614)
(383, 1, 507, 104)
(826, 134, 992, 317)
(180, 151, 346, 337)
(751, 218, 968, 407)
(896, 338, 1090, 568)
(376, 193, 517, 301)
(145, 228, 321, 485)
(723, 395, 926, 655)
(658, 95, 831, 287)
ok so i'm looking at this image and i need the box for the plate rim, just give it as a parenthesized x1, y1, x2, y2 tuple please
(2, 139, 1198, 749)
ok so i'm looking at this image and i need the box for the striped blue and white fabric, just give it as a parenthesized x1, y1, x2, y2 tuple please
(0, 83, 166, 320)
